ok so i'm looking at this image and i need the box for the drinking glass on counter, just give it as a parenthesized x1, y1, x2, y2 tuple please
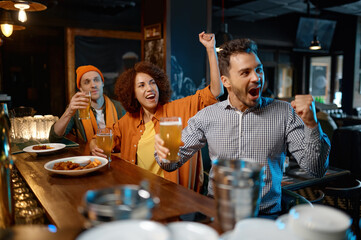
(10, 115, 59, 142)
(34, 115, 44, 140)
(78, 91, 91, 120)
(44, 115, 55, 137)
(23, 116, 33, 140)
(159, 117, 182, 162)
(96, 128, 113, 165)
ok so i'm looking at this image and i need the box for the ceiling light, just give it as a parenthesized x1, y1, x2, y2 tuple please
(0, 1, 47, 11)
(1, 23, 13, 37)
(0, 1, 47, 23)
(0, 11, 25, 37)
(309, 35, 322, 50)
(14, 3, 30, 22)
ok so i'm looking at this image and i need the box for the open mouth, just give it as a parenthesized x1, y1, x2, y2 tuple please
(145, 94, 155, 100)
(248, 87, 260, 99)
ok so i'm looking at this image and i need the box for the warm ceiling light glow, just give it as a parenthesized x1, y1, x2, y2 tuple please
(309, 44, 321, 50)
(18, 8, 27, 22)
(309, 35, 322, 50)
(14, 3, 30, 23)
(1, 23, 13, 37)
(14, 3, 30, 10)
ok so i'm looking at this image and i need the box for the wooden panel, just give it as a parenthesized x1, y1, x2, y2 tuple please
(65, 28, 75, 104)
(71, 28, 142, 40)
(65, 27, 142, 105)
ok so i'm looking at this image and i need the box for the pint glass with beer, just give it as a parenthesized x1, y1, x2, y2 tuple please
(78, 91, 91, 120)
(96, 128, 113, 164)
(159, 117, 182, 162)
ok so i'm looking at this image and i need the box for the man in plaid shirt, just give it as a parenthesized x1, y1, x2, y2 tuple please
(155, 38, 330, 215)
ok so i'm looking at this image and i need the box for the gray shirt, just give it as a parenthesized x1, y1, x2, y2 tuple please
(157, 97, 330, 214)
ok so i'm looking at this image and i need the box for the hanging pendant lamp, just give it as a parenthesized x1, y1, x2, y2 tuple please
(0, 1, 47, 23)
(0, 10, 25, 37)
(309, 35, 322, 50)
(306, 0, 322, 51)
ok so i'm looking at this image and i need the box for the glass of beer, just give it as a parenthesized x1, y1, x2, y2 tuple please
(78, 91, 91, 120)
(159, 117, 182, 162)
(96, 128, 113, 165)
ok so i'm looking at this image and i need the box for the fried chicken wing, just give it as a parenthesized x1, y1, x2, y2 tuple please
(52, 159, 102, 170)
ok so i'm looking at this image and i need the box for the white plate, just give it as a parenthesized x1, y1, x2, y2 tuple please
(44, 156, 108, 176)
(76, 220, 170, 240)
(287, 205, 351, 240)
(167, 221, 219, 240)
(219, 230, 234, 240)
(23, 143, 66, 154)
(228, 218, 300, 240)
(277, 212, 355, 240)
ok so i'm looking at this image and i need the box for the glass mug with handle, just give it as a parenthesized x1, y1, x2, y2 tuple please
(159, 117, 182, 162)
(96, 128, 114, 166)
(78, 91, 91, 120)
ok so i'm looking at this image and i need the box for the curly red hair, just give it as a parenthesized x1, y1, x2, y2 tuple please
(115, 61, 172, 113)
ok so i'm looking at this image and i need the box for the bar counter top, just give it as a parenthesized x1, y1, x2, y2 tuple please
(12, 142, 221, 237)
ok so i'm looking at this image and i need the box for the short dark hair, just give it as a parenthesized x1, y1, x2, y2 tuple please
(218, 38, 258, 77)
(114, 61, 172, 113)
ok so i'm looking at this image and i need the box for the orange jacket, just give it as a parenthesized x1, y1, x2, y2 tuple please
(112, 86, 217, 192)
(82, 95, 118, 141)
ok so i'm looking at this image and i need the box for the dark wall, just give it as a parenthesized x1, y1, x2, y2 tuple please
(143, 0, 164, 26)
(29, 1, 141, 31)
(336, 15, 358, 114)
(1, 26, 65, 116)
(212, 10, 359, 110)
(169, 0, 208, 100)
(214, 13, 298, 48)
(0, 2, 142, 116)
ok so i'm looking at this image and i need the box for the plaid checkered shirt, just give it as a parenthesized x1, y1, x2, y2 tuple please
(156, 97, 330, 214)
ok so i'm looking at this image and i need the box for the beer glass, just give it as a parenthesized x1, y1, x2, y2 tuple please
(78, 91, 91, 120)
(159, 117, 182, 162)
(96, 128, 113, 165)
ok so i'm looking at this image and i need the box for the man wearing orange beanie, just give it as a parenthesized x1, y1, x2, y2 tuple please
(49, 65, 126, 143)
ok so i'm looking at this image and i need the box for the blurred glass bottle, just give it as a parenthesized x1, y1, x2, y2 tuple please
(1, 103, 11, 128)
(0, 103, 14, 228)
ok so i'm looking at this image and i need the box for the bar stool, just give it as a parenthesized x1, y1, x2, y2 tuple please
(281, 189, 312, 215)
(294, 187, 325, 205)
(323, 176, 361, 238)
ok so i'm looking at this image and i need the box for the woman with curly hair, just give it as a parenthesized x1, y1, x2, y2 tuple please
(90, 32, 223, 192)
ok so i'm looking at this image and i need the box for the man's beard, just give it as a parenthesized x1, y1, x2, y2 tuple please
(232, 85, 260, 109)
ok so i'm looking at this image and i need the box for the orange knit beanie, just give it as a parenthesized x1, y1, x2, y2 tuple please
(76, 65, 104, 89)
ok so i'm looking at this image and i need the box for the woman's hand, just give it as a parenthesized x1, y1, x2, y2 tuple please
(89, 139, 108, 158)
(199, 31, 215, 50)
(154, 134, 169, 161)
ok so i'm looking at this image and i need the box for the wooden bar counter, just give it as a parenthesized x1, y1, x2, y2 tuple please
(12, 143, 221, 237)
